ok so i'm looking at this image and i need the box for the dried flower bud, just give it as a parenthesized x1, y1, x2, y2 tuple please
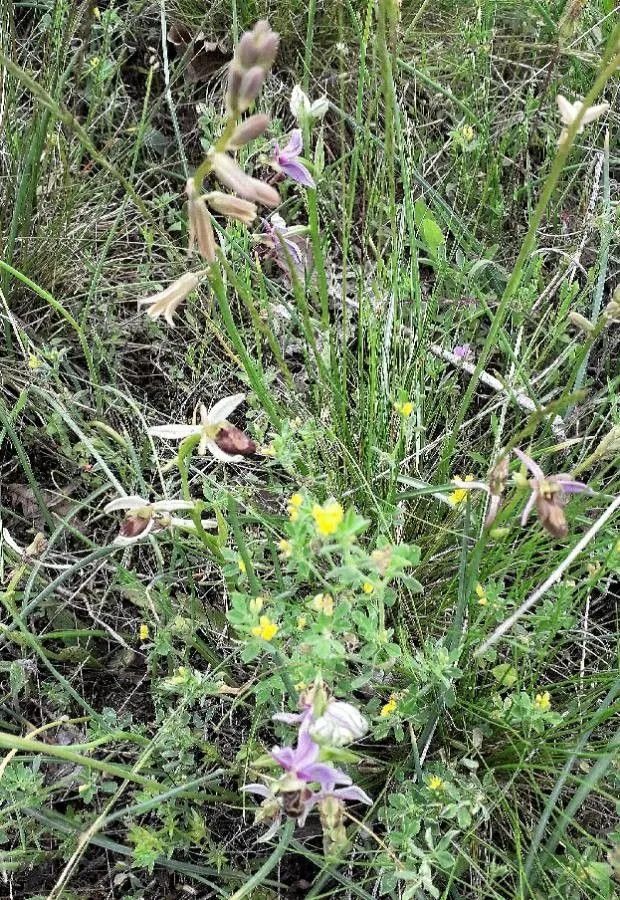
(238, 65, 266, 111)
(206, 192, 257, 224)
(568, 311, 594, 332)
(208, 150, 279, 207)
(489, 455, 509, 496)
(186, 179, 218, 263)
(214, 425, 256, 456)
(227, 113, 270, 150)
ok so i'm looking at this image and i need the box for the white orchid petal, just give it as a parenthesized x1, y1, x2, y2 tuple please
(205, 438, 244, 463)
(169, 516, 218, 530)
(206, 393, 246, 425)
(104, 495, 149, 512)
(148, 425, 199, 441)
(151, 500, 197, 512)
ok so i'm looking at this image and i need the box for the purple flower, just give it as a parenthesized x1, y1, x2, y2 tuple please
(454, 343, 472, 361)
(514, 448, 592, 538)
(271, 726, 351, 793)
(271, 129, 315, 187)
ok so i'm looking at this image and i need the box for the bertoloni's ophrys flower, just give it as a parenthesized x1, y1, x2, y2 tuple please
(148, 394, 256, 462)
(514, 448, 592, 538)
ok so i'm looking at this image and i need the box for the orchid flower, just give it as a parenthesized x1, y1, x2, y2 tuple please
(255, 214, 310, 280)
(138, 273, 200, 327)
(270, 129, 315, 187)
(514, 448, 591, 538)
(450, 455, 510, 528)
(271, 726, 352, 796)
(556, 94, 609, 144)
(148, 394, 256, 462)
(290, 84, 329, 123)
(104, 495, 216, 545)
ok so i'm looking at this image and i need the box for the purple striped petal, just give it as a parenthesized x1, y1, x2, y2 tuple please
(514, 447, 545, 481)
(271, 746, 295, 770)
(282, 128, 303, 157)
(299, 762, 351, 792)
(554, 477, 592, 494)
(332, 785, 373, 804)
(277, 159, 315, 188)
(242, 783, 271, 798)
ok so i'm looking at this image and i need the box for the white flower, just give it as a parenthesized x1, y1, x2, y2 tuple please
(309, 700, 368, 747)
(556, 94, 609, 144)
(104, 495, 216, 545)
(138, 273, 200, 327)
(290, 84, 329, 123)
(148, 393, 249, 462)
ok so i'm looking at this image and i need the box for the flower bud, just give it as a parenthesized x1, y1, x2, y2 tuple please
(206, 191, 258, 224)
(568, 311, 594, 332)
(186, 179, 218, 263)
(208, 150, 279, 207)
(227, 113, 270, 150)
(238, 65, 266, 111)
(309, 700, 368, 747)
(236, 31, 259, 68)
(226, 63, 244, 112)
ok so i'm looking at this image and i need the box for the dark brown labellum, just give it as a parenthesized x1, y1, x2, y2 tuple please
(280, 787, 312, 817)
(120, 514, 151, 538)
(215, 426, 256, 456)
(536, 496, 568, 538)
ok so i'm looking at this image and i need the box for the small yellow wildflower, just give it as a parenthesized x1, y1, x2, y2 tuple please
(294, 681, 307, 691)
(461, 124, 474, 142)
(168, 666, 188, 685)
(93, 5, 100, 18)
(287, 492, 304, 522)
(261, 443, 277, 457)
(535, 691, 551, 712)
(308, 593, 334, 616)
(449, 474, 475, 506)
(475, 583, 488, 606)
(28, 354, 41, 370)
(428, 774, 444, 792)
(362, 581, 374, 594)
(312, 500, 344, 536)
(278, 538, 292, 557)
(394, 400, 414, 417)
(238, 559, 247, 574)
(90, 56, 100, 68)
(251, 616, 279, 641)
(380, 695, 397, 717)
(139, 624, 150, 641)
(296, 615, 307, 630)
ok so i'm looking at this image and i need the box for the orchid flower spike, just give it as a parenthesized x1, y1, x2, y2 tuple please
(556, 94, 609, 144)
(290, 84, 329, 123)
(514, 448, 592, 538)
(270, 129, 315, 187)
(148, 394, 256, 462)
(104, 495, 216, 545)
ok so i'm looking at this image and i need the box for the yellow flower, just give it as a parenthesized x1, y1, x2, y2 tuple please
(278, 538, 292, 557)
(287, 492, 304, 521)
(394, 400, 414, 417)
(251, 616, 279, 641)
(362, 581, 374, 594)
(475, 583, 488, 606)
(296, 615, 307, 630)
(461, 124, 474, 142)
(261, 443, 277, 457)
(449, 474, 475, 506)
(90, 56, 100, 68)
(380, 695, 397, 717)
(312, 500, 344, 536)
(139, 624, 150, 641)
(28, 354, 41, 370)
(535, 691, 551, 712)
(428, 774, 444, 792)
(238, 558, 247, 574)
(308, 593, 334, 616)
(168, 666, 188, 685)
